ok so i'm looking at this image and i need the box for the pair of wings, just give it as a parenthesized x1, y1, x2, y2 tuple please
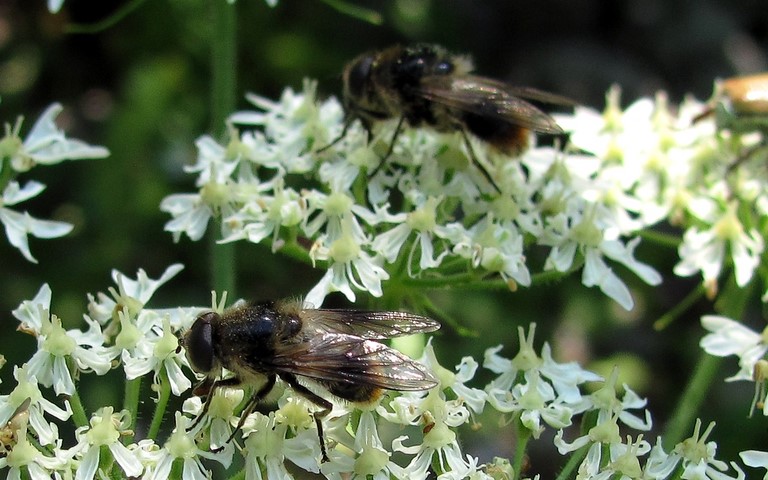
(415, 74, 573, 134)
(249, 309, 440, 392)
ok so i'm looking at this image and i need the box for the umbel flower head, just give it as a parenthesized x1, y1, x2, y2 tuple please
(161, 80, 679, 309)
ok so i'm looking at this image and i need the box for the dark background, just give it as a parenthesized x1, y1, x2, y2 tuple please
(0, 0, 766, 476)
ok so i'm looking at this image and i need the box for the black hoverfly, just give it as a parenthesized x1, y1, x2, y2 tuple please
(182, 299, 440, 462)
(322, 43, 573, 191)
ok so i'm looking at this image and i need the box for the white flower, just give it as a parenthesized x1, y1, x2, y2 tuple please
(0, 181, 72, 263)
(231, 78, 341, 173)
(700, 315, 768, 382)
(484, 324, 601, 407)
(306, 216, 389, 306)
(4, 103, 109, 170)
(220, 177, 305, 251)
(127, 316, 191, 396)
(146, 412, 229, 480)
(484, 324, 602, 437)
(86, 263, 186, 329)
(646, 421, 747, 480)
(372, 196, 452, 274)
(675, 202, 763, 296)
(0, 364, 72, 447)
(12, 284, 114, 396)
(0, 103, 107, 262)
(570, 367, 652, 431)
(69, 407, 143, 480)
(182, 388, 242, 458)
(542, 207, 661, 310)
(321, 410, 405, 480)
(740, 450, 768, 480)
(239, 397, 325, 477)
(651, 419, 746, 480)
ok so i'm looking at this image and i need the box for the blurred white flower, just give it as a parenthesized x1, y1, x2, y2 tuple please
(0, 103, 108, 262)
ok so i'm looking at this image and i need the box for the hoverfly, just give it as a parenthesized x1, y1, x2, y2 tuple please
(321, 43, 573, 191)
(182, 299, 439, 462)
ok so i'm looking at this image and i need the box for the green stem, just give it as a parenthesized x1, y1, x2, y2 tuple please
(278, 240, 313, 265)
(555, 444, 589, 480)
(512, 421, 531, 480)
(65, 0, 148, 33)
(661, 353, 721, 449)
(401, 272, 483, 289)
(69, 390, 89, 428)
(420, 295, 478, 337)
(210, 0, 237, 132)
(210, 235, 237, 301)
(318, 0, 383, 24)
(653, 283, 706, 330)
(637, 228, 682, 249)
(661, 276, 751, 448)
(123, 377, 142, 444)
(208, 0, 238, 297)
(147, 367, 172, 441)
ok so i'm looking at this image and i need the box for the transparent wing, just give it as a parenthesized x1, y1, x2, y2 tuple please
(265, 334, 437, 391)
(415, 74, 570, 134)
(301, 309, 440, 339)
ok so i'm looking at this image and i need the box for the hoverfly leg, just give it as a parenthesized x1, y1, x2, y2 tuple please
(188, 377, 241, 433)
(727, 143, 767, 173)
(314, 118, 355, 155)
(368, 116, 405, 178)
(460, 129, 502, 193)
(281, 373, 334, 463)
(211, 375, 278, 453)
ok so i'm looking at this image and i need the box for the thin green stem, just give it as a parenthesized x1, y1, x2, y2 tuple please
(661, 353, 721, 449)
(278, 240, 313, 266)
(69, 390, 89, 428)
(637, 228, 682, 249)
(318, 0, 383, 24)
(400, 272, 484, 289)
(653, 283, 706, 330)
(661, 276, 751, 448)
(65, 0, 147, 33)
(208, 0, 238, 297)
(420, 295, 478, 337)
(123, 377, 142, 444)
(147, 368, 172, 441)
(555, 444, 589, 480)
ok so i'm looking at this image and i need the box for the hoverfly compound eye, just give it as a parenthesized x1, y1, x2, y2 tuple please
(185, 312, 216, 374)
(346, 55, 374, 100)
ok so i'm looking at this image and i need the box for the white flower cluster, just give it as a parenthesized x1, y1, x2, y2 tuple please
(0, 272, 758, 479)
(0, 103, 109, 262)
(559, 87, 766, 301)
(161, 80, 696, 310)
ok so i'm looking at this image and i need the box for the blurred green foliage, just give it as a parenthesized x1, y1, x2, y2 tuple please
(0, 0, 766, 475)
